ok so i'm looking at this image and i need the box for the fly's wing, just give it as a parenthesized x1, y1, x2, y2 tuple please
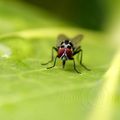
(56, 34, 69, 47)
(71, 34, 84, 49)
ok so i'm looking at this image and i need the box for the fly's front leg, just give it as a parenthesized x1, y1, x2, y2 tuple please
(41, 47, 58, 65)
(70, 58, 81, 73)
(73, 47, 90, 71)
(79, 49, 91, 71)
(73, 46, 81, 56)
(47, 56, 58, 69)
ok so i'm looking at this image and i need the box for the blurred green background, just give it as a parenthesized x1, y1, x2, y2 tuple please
(0, 0, 111, 33)
(23, 0, 107, 31)
(0, 0, 120, 120)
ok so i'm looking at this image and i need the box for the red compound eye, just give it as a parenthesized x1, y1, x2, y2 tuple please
(66, 48, 73, 58)
(58, 48, 65, 58)
(57, 48, 73, 58)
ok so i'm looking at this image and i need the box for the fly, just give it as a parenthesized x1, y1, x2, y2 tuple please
(41, 34, 90, 73)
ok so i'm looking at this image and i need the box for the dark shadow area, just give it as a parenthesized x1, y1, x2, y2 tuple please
(23, 0, 107, 31)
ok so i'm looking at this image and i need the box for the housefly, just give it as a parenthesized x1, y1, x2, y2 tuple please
(41, 34, 90, 73)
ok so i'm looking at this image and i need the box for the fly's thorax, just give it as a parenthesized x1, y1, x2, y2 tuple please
(56, 34, 83, 51)
(60, 40, 73, 49)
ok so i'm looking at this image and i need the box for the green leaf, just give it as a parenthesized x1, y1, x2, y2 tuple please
(0, 1, 119, 120)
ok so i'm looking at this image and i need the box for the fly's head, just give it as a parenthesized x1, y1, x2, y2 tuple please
(57, 40, 74, 69)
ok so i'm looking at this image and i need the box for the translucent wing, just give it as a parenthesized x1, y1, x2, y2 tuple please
(71, 34, 84, 48)
(56, 34, 69, 47)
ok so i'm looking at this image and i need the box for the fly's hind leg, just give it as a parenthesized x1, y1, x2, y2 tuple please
(41, 47, 58, 65)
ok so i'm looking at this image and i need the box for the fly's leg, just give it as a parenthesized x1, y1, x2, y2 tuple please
(41, 47, 58, 65)
(70, 58, 81, 73)
(73, 47, 90, 71)
(79, 49, 91, 71)
(47, 56, 58, 69)
(73, 46, 81, 56)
